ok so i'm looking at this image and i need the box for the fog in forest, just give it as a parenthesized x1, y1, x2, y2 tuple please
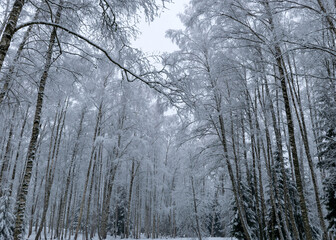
(0, 0, 336, 240)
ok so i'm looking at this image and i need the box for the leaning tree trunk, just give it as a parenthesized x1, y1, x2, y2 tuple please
(316, 0, 336, 36)
(9, 105, 29, 197)
(208, 61, 252, 240)
(0, 0, 25, 72)
(0, 109, 15, 193)
(262, 2, 313, 239)
(286, 55, 328, 239)
(275, 46, 313, 240)
(257, 82, 289, 240)
(218, 114, 252, 240)
(0, 0, 11, 37)
(265, 72, 300, 239)
(0, 9, 39, 105)
(255, 40, 301, 239)
(27, 159, 39, 238)
(13, 2, 63, 239)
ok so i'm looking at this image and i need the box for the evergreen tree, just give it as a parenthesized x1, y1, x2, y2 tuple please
(0, 190, 15, 240)
(207, 209, 222, 237)
(265, 151, 297, 239)
(108, 186, 126, 237)
(265, 154, 285, 239)
(324, 176, 336, 236)
(207, 194, 223, 237)
(266, 151, 320, 239)
(316, 79, 336, 237)
(230, 180, 258, 240)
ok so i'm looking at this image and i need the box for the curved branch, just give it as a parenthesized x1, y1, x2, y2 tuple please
(14, 21, 161, 88)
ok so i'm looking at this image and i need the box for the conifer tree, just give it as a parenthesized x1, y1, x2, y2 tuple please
(230, 180, 258, 240)
(267, 151, 320, 239)
(0, 190, 15, 240)
(316, 80, 336, 237)
(265, 151, 286, 239)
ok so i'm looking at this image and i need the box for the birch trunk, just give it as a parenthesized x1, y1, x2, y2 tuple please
(99, 109, 125, 239)
(74, 102, 102, 240)
(0, 0, 25, 72)
(0, 0, 11, 37)
(59, 109, 85, 239)
(13, 1, 63, 238)
(207, 61, 252, 240)
(35, 100, 67, 240)
(85, 144, 100, 240)
(0, 110, 15, 192)
(0, 9, 39, 105)
(9, 105, 29, 196)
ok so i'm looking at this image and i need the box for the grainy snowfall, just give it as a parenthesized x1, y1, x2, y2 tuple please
(0, 0, 335, 240)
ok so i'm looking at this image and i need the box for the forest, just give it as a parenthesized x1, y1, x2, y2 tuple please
(0, 0, 336, 240)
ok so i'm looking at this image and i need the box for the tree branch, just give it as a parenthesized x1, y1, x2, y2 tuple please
(14, 21, 162, 88)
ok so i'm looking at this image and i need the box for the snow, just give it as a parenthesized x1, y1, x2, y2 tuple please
(26, 234, 237, 240)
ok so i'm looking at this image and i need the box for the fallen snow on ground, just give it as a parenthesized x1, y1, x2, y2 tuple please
(26, 234, 237, 240)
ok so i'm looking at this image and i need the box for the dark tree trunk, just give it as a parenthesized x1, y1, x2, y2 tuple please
(0, 0, 25, 72)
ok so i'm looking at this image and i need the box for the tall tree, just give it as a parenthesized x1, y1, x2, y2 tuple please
(0, 0, 25, 72)
(13, 2, 64, 239)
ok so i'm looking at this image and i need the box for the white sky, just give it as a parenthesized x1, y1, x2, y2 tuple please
(133, 0, 190, 53)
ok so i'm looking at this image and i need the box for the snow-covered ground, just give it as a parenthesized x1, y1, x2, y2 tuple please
(26, 234, 237, 240)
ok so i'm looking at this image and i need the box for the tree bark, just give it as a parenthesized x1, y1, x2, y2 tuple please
(99, 109, 125, 239)
(206, 56, 252, 240)
(74, 102, 102, 240)
(125, 160, 139, 238)
(35, 100, 67, 240)
(59, 108, 85, 239)
(0, 0, 25, 72)
(13, 2, 63, 238)
(9, 105, 29, 196)
(85, 144, 100, 240)
(217, 114, 252, 240)
(0, 0, 11, 37)
(316, 0, 336, 36)
(0, 109, 15, 192)
(275, 47, 313, 240)
(191, 176, 202, 240)
(262, 2, 311, 238)
(286, 54, 328, 239)
(0, 9, 39, 105)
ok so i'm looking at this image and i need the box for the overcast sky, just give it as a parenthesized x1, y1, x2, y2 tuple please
(133, 0, 190, 53)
